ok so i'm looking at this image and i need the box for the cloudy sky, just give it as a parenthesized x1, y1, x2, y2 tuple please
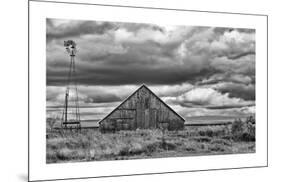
(46, 18, 255, 120)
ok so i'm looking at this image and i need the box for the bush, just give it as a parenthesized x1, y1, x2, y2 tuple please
(144, 142, 161, 155)
(161, 142, 177, 150)
(208, 144, 226, 152)
(210, 139, 232, 146)
(197, 126, 227, 137)
(185, 147, 196, 152)
(231, 116, 255, 142)
(198, 128, 214, 137)
(191, 136, 212, 143)
(119, 146, 130, 156)
(231, 118, 244, 140)
(245, 116, 255, 141)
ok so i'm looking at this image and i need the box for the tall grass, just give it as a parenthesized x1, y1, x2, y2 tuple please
(47, 120, 255, 163)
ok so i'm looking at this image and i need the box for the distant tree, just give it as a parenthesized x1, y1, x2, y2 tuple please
(231, 118, 244, 139)
(231, 116, 255, 141)
(245, 116, 255, 141)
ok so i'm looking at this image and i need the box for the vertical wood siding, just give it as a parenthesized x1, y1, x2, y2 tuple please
(99, 85, 185, 132)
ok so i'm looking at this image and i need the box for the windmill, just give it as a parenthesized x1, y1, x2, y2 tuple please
(61, 40, 81, 130)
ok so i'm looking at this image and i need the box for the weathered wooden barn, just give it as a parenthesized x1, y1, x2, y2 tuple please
(98, 84, 185, 132)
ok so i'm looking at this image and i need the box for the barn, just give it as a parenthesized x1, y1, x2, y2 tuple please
(98, 84, 185, 132)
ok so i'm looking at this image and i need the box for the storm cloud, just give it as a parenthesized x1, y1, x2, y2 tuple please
(46, 18, 256, 119)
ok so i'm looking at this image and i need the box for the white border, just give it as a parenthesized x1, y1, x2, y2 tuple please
(29, 1, 267, 181)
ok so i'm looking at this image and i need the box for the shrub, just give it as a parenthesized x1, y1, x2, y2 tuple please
(231, 116, 255, 142)
(210, 139, 232, 146)
(119, 146, 130, 156)
(245, 116, 255, 141)
(198, 129, 213, 137)
(161, 142, 177, 150)
(197, 126, 227, 137)
(144, 142, 161, 154)
(185, 147, 196, 152)
(208, 144, 226, 152)
(191, 136, 212, 143)
(231, 118, 244, 140)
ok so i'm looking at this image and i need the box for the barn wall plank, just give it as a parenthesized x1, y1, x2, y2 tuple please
(99, 85, 185, 131)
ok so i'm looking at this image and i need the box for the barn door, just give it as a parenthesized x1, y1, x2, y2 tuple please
(150, 109, 157, 128)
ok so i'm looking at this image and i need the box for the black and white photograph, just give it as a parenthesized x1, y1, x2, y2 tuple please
(46, 18, 256, 164)
(3, 0, 279, 181)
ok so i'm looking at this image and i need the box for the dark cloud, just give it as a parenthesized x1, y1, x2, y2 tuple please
(210, 55, 255, 76)
(199, 73, 253, 86)
(47, 62, 216, 86)
(213, 27, 255, 34)
(46, 18, 256, 118)
(206, 103, 255, 110)
(118, 22, 165, 33)
(47, 19, 256, 87)
(47, 19, 117, 42)
(226, 51, 255, 60)
(213, 27, 233, 34)
(215, 82, 255, 101)
(236, 28, 255, 33)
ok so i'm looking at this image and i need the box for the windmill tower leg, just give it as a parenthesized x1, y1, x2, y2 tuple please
(61, 40, 81, 131)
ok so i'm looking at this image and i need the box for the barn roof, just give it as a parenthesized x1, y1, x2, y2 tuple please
(98, 84, 186, 124)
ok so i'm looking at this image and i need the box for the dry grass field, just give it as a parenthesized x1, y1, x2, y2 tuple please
(46, 118, 255, 163)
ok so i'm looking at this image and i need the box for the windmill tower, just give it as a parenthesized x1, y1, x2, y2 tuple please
(61, 40, 81, 130)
